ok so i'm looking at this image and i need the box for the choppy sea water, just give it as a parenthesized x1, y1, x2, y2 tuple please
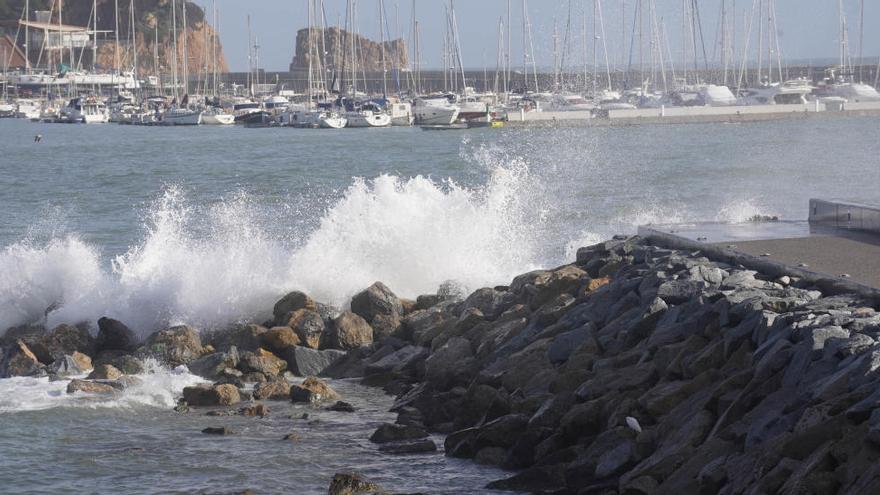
(1, 116, 879, 493)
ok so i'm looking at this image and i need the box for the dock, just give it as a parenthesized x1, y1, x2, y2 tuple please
(504, 101, 880, 127)
(637, 199, 880, 303)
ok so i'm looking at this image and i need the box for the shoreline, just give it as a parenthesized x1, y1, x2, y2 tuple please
(2, 234, 879, 492)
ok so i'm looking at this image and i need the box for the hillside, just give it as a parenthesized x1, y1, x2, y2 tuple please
(0, 0, 228, 75)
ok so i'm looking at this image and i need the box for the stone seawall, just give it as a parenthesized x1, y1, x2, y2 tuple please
(3, 236, 880, 493)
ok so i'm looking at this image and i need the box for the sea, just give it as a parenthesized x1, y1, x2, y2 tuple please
(0, 116, 879, 493)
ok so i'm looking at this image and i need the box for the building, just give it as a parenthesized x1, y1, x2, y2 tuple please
(0, 34, 27, 70)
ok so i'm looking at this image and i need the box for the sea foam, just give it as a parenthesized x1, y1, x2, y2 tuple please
(0, 160, 544, 336)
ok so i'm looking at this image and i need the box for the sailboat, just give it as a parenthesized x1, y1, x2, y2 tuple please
(161, 0, 203, 125)
(290, 0, 347, 129)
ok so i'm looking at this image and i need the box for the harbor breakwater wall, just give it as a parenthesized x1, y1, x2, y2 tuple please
(2, 236, 880, 493)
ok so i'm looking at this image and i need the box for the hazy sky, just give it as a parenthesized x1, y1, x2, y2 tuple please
(205, 0, 877, 72)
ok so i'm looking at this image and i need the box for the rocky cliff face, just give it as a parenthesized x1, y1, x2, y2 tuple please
(0, 0, 227, 75)
(291, 27, 406, 73)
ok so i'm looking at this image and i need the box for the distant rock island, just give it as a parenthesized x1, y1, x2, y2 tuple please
(291, 27, 407, 73)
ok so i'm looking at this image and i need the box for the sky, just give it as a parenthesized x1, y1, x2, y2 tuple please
(204, 0, 878, 72)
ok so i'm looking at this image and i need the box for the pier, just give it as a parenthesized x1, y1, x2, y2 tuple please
(639, 199, 880, 303)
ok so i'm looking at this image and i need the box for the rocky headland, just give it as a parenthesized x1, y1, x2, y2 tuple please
(3, 236, 880, 494)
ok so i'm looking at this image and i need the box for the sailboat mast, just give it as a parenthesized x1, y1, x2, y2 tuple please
(181, 0, 188, 96)
(171, 0, 179, 100)
(92, 0, 98, 72)
(114, 0, 120, 73)
(24, 0, 29, 72)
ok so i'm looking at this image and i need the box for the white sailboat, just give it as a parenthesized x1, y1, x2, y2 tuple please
(413, 96, 460, 125)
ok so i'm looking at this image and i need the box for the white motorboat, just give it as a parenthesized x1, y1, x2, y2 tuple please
(61, 97, 109, 123)
(413, 97, 460, 125)
(699, 85, 738, 107)
(287, 109, 347, 129)
(201, 109, 235, 125)
(14, 98, 41, 119)
(828, 82, 880, 102)
(0, 102, 15, 117)
(345, 102, 392, 128)
(161, 107, 203, 125)
(739, 79, 814, 105)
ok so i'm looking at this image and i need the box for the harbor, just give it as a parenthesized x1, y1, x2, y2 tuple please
(3, 0, 880, 129)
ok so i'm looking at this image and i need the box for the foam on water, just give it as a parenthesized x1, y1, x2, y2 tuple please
(0, 359, 204, 413)
(0, 143, 776, 337)
(0, 157, 546, 336)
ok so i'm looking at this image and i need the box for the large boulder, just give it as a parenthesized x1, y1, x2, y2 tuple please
(49, 352, 93, 377)
(369, 423, 430, 444)
(182, 383, 241, 406)
(187, 347, 240, 380)
(329, 312, 374, 350)
(259, 327, 301, 354)
(351, 282, 403, 323)
(239, 348, 287, 377)
(424, 337, 474, 388)
(39, 324, 96, 361)
(290, 376, 340, 403)
(141, 325, 204, 366)
(208, 324, 266, 353)
(283, 346, 346, 376)
(253, 379, 292, 400)
(273, 291, 317, 324)
(66, 379, 117, 394)
(87, 364, 123, 380)
(96, 317, 138, 352)
(0, 340, 44, 377)
(284, 309, 326, 349)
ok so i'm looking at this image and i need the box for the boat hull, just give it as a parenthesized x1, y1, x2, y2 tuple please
(346, 112, 391, 128)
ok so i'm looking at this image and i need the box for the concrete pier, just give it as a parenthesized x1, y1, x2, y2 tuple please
(638, 199, 880, 303)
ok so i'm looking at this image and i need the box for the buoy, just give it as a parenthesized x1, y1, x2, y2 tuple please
(34, 134, 42, 143)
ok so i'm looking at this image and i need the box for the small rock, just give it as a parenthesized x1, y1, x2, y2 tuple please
(174, 399, 190, 413)
(260, 327, 301, 354)
(328, 473, 381, 495)
(273, 291, 317, 324)
(253, 379, 292, 400)
(350, 282, 404, 322)
(625, 416, 642, 433)
(141, 325, 203, 366)
(240, 404, 270, 417)
(378, 439, 438, 454)
(369, 423, 429, 444)
(96, 317, 138, 352)
(328, 401, 356, 412)
(290, 376, 340, 403)
(182, 384, 241, 407)
(330, 312, 374, 350)
(239, 348, 287, 377)
(201, 427, 233, 435)
(282, 433, 301, 441)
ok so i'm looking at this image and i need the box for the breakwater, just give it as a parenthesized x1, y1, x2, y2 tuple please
(3, 234, 879, 493)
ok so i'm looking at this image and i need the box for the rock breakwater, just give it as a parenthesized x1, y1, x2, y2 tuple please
(3, 235, 880, 493)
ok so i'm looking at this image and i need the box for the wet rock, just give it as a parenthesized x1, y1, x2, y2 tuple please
(273, 291, 317, 324)
(209, 324, 267, 353)
(328, 401, 356, 412)
(460, 287, 516, 320)
(329, 312, 374, 350)
(369, 423, 429, 444)
(66, 379, 117, 394)
(188, 347, 240, 380)
(41, 324, 96, 361)
(284, 309, 326, 349)
(378, 439, 437, 454)
(253, 379, 292, 401)
(0, 340, 44, 377)
(283, 346, 346, 377)
(259, 326, 301, 354)
(239, 348, 287, 377)
(95, 353, 144, 375)
(290, 376, 340, 403)
(201, 427, 234, 435)
(183, 383, 241, 407)
(239, 404, 269, 417)
(282, 432, 301, 441)
(87, 363, 122, 380)
(364, 345, 428, 375)
(49, 352, 93, 377)
(351, 282, 403, 322)
(141, 325, 204, 366)
(96, 317, 138, 352)
(424, 337, 474, 389)
(328, 472, 381, 495)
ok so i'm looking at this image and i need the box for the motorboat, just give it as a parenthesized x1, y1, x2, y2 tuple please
(344, 101, 392, 128)
(413, 96, 460, 125)
(61, 97, 109, 123)
(201, 108, 235, 125)
(739, 79, 814, 105)
(14, 98, 41, 119)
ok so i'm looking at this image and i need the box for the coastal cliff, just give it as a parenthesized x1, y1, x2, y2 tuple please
(3, 236, 880, 493)
(291, 27, 407, 73)
(0, 0, 228, 75)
